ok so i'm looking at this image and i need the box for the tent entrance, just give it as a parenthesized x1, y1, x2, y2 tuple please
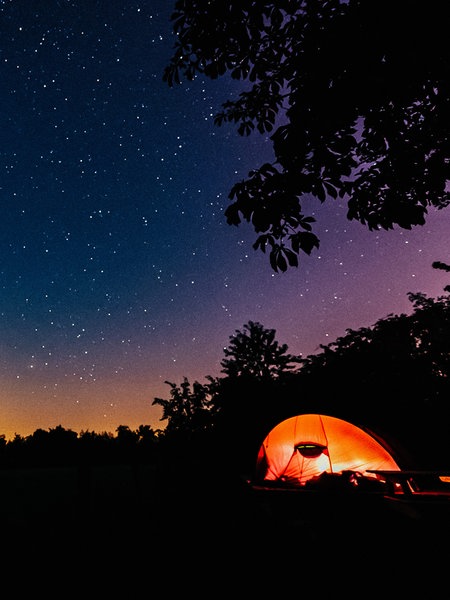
(295, 443, 327, 459)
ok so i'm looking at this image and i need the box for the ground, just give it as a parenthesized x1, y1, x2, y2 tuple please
(1, 464, 449, 594)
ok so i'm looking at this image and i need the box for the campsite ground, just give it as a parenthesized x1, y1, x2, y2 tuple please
(1, 464, 450, 595)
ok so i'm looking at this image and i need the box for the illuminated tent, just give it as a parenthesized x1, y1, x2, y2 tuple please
(255, 414, 400, 486)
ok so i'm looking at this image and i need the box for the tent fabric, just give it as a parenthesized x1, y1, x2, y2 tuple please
(255, 414, 400, 485)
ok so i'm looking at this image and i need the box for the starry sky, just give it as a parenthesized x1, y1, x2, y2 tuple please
(1, 1, 449, 441)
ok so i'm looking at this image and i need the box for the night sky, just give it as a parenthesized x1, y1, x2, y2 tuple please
(1, 1, 449, 440)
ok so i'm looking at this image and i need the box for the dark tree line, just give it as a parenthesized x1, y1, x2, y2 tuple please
(4, 287, 450, 473)
(152, 288, 450, 474)
(0, 424, 163, 468)
(0, 321, 300, 474)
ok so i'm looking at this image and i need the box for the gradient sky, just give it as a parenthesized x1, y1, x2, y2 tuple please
(0, 1, 449, 441)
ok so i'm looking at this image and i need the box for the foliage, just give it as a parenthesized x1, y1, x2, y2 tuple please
(151, 322, 301, 471)
(152, 375, 218, 437)
(220, 320, 302, 379)
(0, 424, 164, 468)
(294, 291, 450, 467)
(164, 1, 450, 271)
(433, 260, 450, 293)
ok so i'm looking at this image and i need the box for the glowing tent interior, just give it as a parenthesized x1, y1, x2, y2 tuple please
(254, 413, 401, 486)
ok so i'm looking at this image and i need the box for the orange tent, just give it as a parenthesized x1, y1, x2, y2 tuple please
(255, 413, 400, 485)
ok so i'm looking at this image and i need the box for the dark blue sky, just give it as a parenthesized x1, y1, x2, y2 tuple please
(1, 0, 449, 439)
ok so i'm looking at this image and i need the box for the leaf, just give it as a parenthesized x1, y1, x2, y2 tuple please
(284, 248, 299, 268)
(253, 234, 273, 253)
(276, 253, 287, 272)
(323, 180, 338, 199)
(298, 232, 320, 255)
(238, 121, 254, 136)
(298, 215, 316, 231)
(224, 203, 241, 225)
(269, 250, 279, 271)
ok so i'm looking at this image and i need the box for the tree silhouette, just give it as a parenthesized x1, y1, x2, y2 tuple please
(211, 321, 302, 472)
(0, 425, 162, 468)
(152, 376, 217, 439)
(150, 322, 301, 474)
(220, 320, 301, 379)
(164, 1, 450, 271)
(293, 290, 450, 468)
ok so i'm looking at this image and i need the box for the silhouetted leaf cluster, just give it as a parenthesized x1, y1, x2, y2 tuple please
(220, 320, 301, 379)
(164, 1, 450, 271)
